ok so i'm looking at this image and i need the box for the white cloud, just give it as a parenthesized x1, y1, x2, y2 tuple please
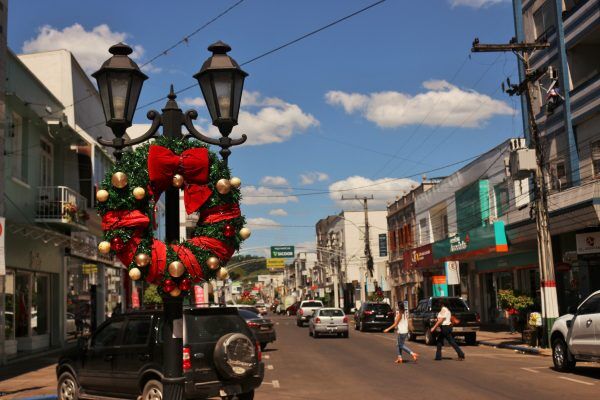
(181, 97, 206, 107)
(300, 171, 329, 185)
(22, 23, 158, 74)
(325, 80, 514, 129)
(246, 217, 281, 230)
(328, 176, 418, 209)
(261, 176, 289, 186)
(269, 208, 288, 217)
(296, 240, 316, 252)
(449, 0, 508, 8)
(241, 186, 298, 205)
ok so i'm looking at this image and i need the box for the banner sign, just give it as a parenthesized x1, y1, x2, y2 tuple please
(576, 232, 600, 254)
(0, 217, 5, 275)
(432, 275, 448, 297)
(194, 285, 204, 304)
(445, 261, 460, 285)
(433, 221, 508, 261)
(271, 246, 295, 258)
(266, 258, 285, 269)
(132, 288, 140, 309)
(403, 244, 433, 270)
(378, 234, 388, 257)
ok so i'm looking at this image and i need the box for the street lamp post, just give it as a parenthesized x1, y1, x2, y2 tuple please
(93, 41, 248, 400)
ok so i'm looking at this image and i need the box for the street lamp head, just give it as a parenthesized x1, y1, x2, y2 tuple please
(194, 41, 248, 136)
(92, 43, 148, 137)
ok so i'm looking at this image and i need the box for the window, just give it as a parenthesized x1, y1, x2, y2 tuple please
(9, 112, 27, 182)
(533, 1, 555, 40)
(93, 319, 124, 348)
(40, 138, 53, 187)
(577, 294, 600, 315)
(550, 161, 566, 191)
(441, 214, 449, 239)
(592, 140, 600, 179)
(419, 218, 429, 245)
(123, 318, 152, 346)
(494, 183, 510, 217)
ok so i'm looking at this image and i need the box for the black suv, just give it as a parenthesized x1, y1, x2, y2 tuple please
(56, 306, 263, 400)
(408, 297, 480, 346)
(354, 302, 394, 332)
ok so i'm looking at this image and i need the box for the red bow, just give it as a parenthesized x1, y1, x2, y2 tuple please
(148, 145, 212, 214)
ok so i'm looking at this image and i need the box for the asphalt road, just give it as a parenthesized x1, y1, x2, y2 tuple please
(255, 314, 599, 400)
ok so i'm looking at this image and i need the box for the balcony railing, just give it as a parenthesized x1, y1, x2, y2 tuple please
(36, 186, 89, 229)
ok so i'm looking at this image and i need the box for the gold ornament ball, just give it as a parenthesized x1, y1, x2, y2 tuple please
(129, 267, 141, 281)
(133, 187, 146, 200)
(206, 256, 220, 270)
(229, 177, 242, 189)
(172, 174, 184, 188)
(98, 241, 111, 254)
(216, 178, 231, 195)
(217, 267, 229, 281)
(168, 261, 185, 277)
(111, 172, 128, 189)
(96, 189, 109, 203)
(135, 253, 150, 267)
(239, 227, 252, 240)
(169, 287, 182, 297)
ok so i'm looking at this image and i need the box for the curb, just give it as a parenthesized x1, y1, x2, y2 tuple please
(478, 340, 550, 356)
(19, 396, 57, 400)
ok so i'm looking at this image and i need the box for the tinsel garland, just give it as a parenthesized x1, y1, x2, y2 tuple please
(96, 137, 248, 297)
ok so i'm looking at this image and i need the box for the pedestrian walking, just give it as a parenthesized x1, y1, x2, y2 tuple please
(384, 302, 419, 364)
(430, 299, 465, 361)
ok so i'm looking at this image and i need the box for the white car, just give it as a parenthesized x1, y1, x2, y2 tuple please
(309, 308, 349, 338)
(550, 290, 600, 371)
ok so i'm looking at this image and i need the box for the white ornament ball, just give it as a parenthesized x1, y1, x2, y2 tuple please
(129, 267, 142, 281)
(239, 227, 251, 240)
(229, 177, 242, 189)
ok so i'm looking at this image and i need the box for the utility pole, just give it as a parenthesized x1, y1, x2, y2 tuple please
(0, 0, 8, 366)
(472, 38, 558, 346)
(342, 195, 374, 304)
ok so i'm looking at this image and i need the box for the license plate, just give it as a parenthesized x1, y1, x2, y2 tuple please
(260, 326, 270, 331)
(453, 327, 465, 332)
(376, 315, 384, 318)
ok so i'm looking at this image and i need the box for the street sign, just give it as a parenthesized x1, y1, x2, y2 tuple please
(266, 258, 285, 269)
(378, 233, 387, 257)
(271, 246, 295, 258)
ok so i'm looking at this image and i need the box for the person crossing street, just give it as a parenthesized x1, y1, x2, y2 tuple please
(430, 299, 465, 361)
(384, 302, 419, 364)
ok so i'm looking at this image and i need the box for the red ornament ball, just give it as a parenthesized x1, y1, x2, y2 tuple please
(110, 236, 125, 252)
(179, 279, 192, 291)
(163, 279, 176, 293)
(223, 224, 235, 238)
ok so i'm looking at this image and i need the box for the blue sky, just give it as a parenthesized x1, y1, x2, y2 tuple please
(9, 0, 522, 256)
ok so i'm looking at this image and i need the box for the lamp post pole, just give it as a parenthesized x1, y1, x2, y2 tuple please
(93, 41, 248, 400)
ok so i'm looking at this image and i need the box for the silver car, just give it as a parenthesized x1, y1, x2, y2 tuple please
(308, 308, 349, 338)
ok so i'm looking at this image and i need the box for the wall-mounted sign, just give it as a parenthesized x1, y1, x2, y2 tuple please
(433, 221, 508, 261)
(432, 275, 448, 297)
(576, 232, 600, 254)
(445, 261, 460, 285)
(403, 244, 433, 270)
(266, 258, 285, 269)
(271, 246, 295, 258)
(378, 234, 388, 257)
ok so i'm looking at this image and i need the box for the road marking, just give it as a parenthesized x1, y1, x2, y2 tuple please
(559, 377, 595, 386)
(521, 367, 540, 373)
(267, 364, 274, 370)
(272, 380, 280, 389)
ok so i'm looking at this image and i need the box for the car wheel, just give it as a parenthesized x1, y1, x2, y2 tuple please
(359, 321, 366, 332)
(552, 338, 576, 372)
(343, 332, 349, 338)
(407, 331, 416, 341)
(465, 333, 477, 346)
(57, 371, 79, 400)
(354, 320, 359, 330)
(236, 390, 255, 400)
(296, 320, 301, 327)
(424, 329, 435, 346)
(313, 331, 319, 339)
(260, 342, 267, 351)
(142, 379, 163, 400)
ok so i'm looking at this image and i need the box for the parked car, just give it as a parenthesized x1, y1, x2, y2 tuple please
(239, 309, 276, 351)
(551, 290, 600, 371)
(286, 301, 301, 316)
(296, 300, 324, 327)
(56, 306, 263, 400)
(230, 304, 261, 315)
(308, 308, 349, 338)
(408, 297, 480, 345)
(354, 302, 394, 332)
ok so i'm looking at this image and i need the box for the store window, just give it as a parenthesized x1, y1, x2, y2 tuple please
(33, 274, 49, 335)
(67, 260, 98, 334)
(11, 271, 49, 338)
(533, 1, 555, 40)
(15, 272, 30, 337)
(4, 270, 15, 340)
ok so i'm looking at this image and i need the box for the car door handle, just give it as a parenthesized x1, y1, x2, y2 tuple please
(587, 319, 593, 327)
(139, 354, 150, 361)
(104, 355, 114, 361)
(193, 353, 204, 359)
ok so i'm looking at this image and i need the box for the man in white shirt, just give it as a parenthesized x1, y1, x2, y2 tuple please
(430, 299, 465, 361)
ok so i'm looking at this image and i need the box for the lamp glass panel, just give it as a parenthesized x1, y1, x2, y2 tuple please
(96, 73, 112, 123)
(198, 74, 217, 122)
(213, 71, 233, 119)
(231, 72, 245, 122)
(109, 72, 132, 120)
(126, 74, 144, 123)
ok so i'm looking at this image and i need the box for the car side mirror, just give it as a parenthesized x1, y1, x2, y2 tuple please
(567, 305, 577, 315)
(566, 319, 572, 328)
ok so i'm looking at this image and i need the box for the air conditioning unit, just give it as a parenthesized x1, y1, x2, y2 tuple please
(509, 148, 537, 179)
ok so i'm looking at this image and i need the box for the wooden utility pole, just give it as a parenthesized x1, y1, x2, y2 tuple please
(472, 38, 558, 346)
(342, 195, 374, 303)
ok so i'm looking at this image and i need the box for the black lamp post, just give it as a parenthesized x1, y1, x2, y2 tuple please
(93, 41, 247, 400)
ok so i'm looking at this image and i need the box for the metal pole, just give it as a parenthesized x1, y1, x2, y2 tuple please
(0, 0, 8, 366)
(161, 87, 185, 400)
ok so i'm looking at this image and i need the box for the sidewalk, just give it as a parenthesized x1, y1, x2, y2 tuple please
(0, 351, 61, 400)
(477, 329, 552, 356)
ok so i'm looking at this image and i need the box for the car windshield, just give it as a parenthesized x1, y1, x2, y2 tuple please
(238, 306, 260, 314)
(366, 304, 391, 313)
(184, 314, 249, 343)
(319, 309, 344, 317)
(302, 301, 323, 307)
(431, 298, 469, 312)
(239, 309, 260, 320)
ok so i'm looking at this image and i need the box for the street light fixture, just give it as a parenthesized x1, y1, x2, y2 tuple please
(93, 40, 248, 400)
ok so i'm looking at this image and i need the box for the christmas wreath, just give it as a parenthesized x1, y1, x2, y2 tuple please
(95, 136, 251, 297)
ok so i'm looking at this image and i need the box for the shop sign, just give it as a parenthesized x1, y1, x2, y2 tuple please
(82, 263, 97, 274)
(194, 285, 205, 304)
(403, 244, 433, 270)
(445, 261, 460, 285)
(432, 275, 448, 296)
(271, 246, 294, 258)
(267, 258, 285, 269)
(0, 217, 5, 275)
(576, 232, 600, 254)
(433, 221, 508, 261)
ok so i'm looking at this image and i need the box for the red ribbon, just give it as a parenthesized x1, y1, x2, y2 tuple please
(102, 210, 150, 231)
(147, 239, 167, 284)
(171, 244, 203, 282)
(148, 145, 212, 214)
(188, 236, 235, 263)
(200, 203, 241, 224)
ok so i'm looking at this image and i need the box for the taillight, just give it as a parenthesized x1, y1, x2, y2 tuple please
(299, 309, 303, 315)
(256, 341, 262, 362)
(247, 321, 260, 328)
(343, 316, 348, 323)
(476, 313, 481, 323)
(364, 310, 374, 315)
(183, 346, 192, 371)
(315, 317, 321, 324)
